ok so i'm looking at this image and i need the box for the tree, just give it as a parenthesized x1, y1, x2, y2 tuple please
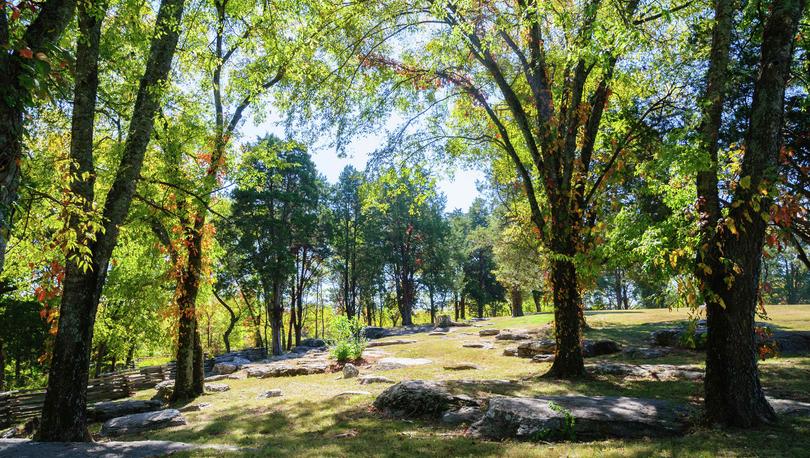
(694, 0, 806, 427)
(329, 166, 364, 319)
(228, 137, 320, 355)
(0, 0, 75, 277)
(39, 0, 185, 441)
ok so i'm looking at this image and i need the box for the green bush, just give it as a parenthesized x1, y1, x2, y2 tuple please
(330, 316, 366, 362)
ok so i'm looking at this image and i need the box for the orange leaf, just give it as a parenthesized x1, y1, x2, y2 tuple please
(19, 47, 33, 59)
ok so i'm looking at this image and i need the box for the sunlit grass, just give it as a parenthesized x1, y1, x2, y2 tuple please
(117, 305, 810, 457)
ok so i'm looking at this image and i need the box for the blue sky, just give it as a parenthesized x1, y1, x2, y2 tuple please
(240, 114, 484, 212)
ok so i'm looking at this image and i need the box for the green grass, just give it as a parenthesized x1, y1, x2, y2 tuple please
(114, 305, 810, 457)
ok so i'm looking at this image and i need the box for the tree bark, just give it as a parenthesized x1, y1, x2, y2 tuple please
(39, 0, 185, 441)
(532, 290, 543, 313)
(510, 285, 524, 317)
(700, 0, 805, 427)
(547, 258, 586, 378)
(0, 0, 75, 277)
(269, 280, 284, 355)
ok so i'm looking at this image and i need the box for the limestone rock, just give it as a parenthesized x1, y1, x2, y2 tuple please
(205, 383, 230, 393)
(436, 315, 453, 328)
(375, 357, 432, 371)
(257, 389, 283, 399)
(87, 399, 163, 422)
(100, 409, 186, 437)
(373, 380, 477, 418)
(441, 406, 483, 426)
(343, 363, 360, 378)
(212, 362, 238, 375)
(622, 347, 670, 359)
(516, 339, 556, 358)
(583, 340, 622, 357)
(359, 375, 395, 385)
(179, 403, 211, 412)
(428, 331, 448, 336)
(495, 330, 531, 341)
(152, 380, 174, 402)
(204, 374, 229, 382)
(246, 361, 329, 378)
(503, 347, 518, 357)
(366, 339, 417, 348)
(299, 338, 327, 348)
(587, 362, 704, 381)
(532, 354, 555, 363)
(768, 398, 810, 416)
(469, 396, 690, 441)
(478, 329, 499, 337)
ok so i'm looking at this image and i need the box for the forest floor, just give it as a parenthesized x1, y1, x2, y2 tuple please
(110, 305, 810, 457)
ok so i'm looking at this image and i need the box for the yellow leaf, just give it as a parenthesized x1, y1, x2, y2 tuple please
(739, 176, 751, 189)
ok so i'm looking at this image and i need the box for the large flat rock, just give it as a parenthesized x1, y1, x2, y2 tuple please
(366, 339, 417, 348)
(587, 362, 704, 381)
(100, 409, 186, 437)
(469, 396, 690, 441)
(0, 439, 240, 458)
(373, 380, 477, 418)
(87, 399, 163, 422)
(375, 357, 432, 371)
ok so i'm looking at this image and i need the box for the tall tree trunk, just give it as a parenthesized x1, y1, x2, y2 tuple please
(0, 340, 5, 391)
(700, 0, 804, 427)
(172, 216, 205, 402)
(428, 287, 436, 324)
(269, 280, 284, 355)
(94, 342, 107, 378)
(213, 290, 238, 353)
(510, 285, 524, 317)
(39, 0, 185, 441)
(459, 294, 466, 319)
(400, 276, 414, 325)
(532, 290, 543, 313)
(0, 0, 75, 277)
(547, 258, 586, 378)
(125, 343, 135, 369)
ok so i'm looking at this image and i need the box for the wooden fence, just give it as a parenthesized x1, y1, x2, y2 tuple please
(0, 364, 172, 428)
(0, 347, 266, 429)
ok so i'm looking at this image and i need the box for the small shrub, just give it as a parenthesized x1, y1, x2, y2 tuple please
(330, 316, 366, 362)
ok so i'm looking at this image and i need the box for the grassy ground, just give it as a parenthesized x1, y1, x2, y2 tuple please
(111, 305, 810, 457)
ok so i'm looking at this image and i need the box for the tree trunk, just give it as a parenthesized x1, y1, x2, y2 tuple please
(269, 280, 284, 355)
(510, 285, 524, 317)
(702, 0, 804, 427)
(547, 258, 586, 378)
(428, 288, 436, 324)
(94, 342, 107, 378)
(532, 290, 542, 313)
(39, 0, 185, 442)
(125, 344, 135, 369)
(459, 295, 466, 319)
(193, 328, 204, 395)
(172, 216, 205, 402)
(0, 340, 5, 391)
(0, 0, 75, 277)
(400, 277, 414, 325)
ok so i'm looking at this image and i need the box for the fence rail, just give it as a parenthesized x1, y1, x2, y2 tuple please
(0, 347, 266, 429)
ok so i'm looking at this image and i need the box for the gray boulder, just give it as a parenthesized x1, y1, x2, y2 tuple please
(257, 389, 283, 398)
(436, 315, 453, 328)
(359, 375, 395, 385)
(204, 383, 230, 393)
(532, 354, 555, 363)
(100, 409, 186, 437)
(441, 406, 483, 426)
(517, 339, 556, 358)
(343, 363, 360, 378)
(583, 340, 622, 357)
(152, 380, 174, 402)
(622, 347, 670, 359)
(373, 380, 477, 418)
(361, 327, 389, 339)
(212, 362, 238, 375)
(469, 396, 690, 441)
(495, 330, 531, 341)
(299, 338, 327, 347)
(231, 357, 251, 366)
(87, 400, 163, 422)
(587, 362, 704, 381)
(479, 329, 500, 337)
